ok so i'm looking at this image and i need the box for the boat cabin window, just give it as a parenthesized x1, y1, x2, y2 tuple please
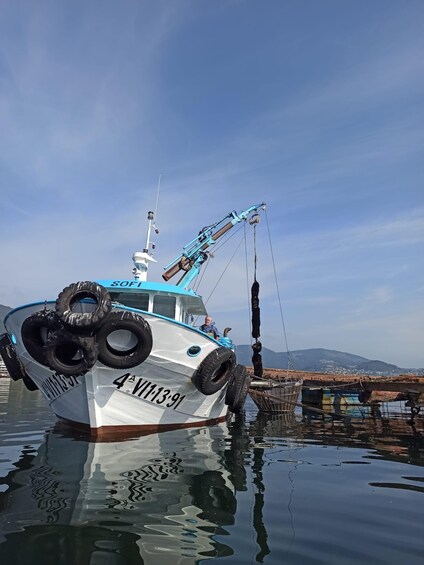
(153, 295, 176, 319)
(109, 289, 180, 320)
(184, 312, 194, 325)
(110, 292, 149, 312)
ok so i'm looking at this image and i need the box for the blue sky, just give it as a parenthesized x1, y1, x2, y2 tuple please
(0, 1, 423, 367)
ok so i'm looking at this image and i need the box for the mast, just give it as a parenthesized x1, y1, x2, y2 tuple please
(162, 202, 266, 289)
(132, 211, 158, 281)
(132, 178, 161, 281)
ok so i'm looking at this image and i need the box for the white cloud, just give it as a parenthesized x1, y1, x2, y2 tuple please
(0, 2, 423, 367)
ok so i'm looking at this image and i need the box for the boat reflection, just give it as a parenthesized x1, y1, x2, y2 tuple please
(0, 422, 241, 563)
(2, 390, 424, 564)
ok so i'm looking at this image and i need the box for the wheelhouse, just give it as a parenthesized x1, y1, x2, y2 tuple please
(97, 279, 207, 325)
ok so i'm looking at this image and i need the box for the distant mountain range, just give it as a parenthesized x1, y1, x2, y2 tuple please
(0, 304, 421, 375)
(235, 345, 422, 376)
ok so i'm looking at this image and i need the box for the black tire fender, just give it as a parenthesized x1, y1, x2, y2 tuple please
(45, 329, 98, 376)
(56, 281, 112, 332)
(0, 333, 38, 391)
(225, 364, 251, 413)
(21, 310, 61, 366)
(1, 333, 25, 380)
(192, 347, 236, 395)
(96, 310, 153, 369)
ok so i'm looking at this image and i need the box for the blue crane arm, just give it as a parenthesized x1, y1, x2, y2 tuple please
(162, 202, 266, 287)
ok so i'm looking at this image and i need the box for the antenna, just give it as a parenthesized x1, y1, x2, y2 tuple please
(144, 175, 161, 254)
(154, 174, 161, 217)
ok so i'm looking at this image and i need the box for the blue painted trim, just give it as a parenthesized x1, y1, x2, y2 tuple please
(4, 301, 55, 325)
(97, 279, 201, 298)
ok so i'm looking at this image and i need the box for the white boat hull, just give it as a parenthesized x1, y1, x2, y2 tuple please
(5, 303, 230, 434)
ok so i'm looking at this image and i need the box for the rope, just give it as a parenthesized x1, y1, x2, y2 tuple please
(204, 232, 246, 307)
(264, 209, 294, 373)
(253, 223, 258, 282)
(193, 252, 210, 292)
(193, 225, 247, 325)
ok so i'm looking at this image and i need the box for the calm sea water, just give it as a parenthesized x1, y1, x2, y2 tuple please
(0, 378, 423, 564)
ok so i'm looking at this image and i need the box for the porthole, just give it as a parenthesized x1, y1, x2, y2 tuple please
(187, 345, 201, 357)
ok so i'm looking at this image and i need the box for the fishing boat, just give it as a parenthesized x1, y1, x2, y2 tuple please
(0, 203, 265, 434)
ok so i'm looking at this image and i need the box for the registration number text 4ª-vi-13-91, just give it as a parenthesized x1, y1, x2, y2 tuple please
(113, 373, 185, 410)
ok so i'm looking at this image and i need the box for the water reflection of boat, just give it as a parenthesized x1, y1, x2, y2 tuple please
(0, 424, 240, 563)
